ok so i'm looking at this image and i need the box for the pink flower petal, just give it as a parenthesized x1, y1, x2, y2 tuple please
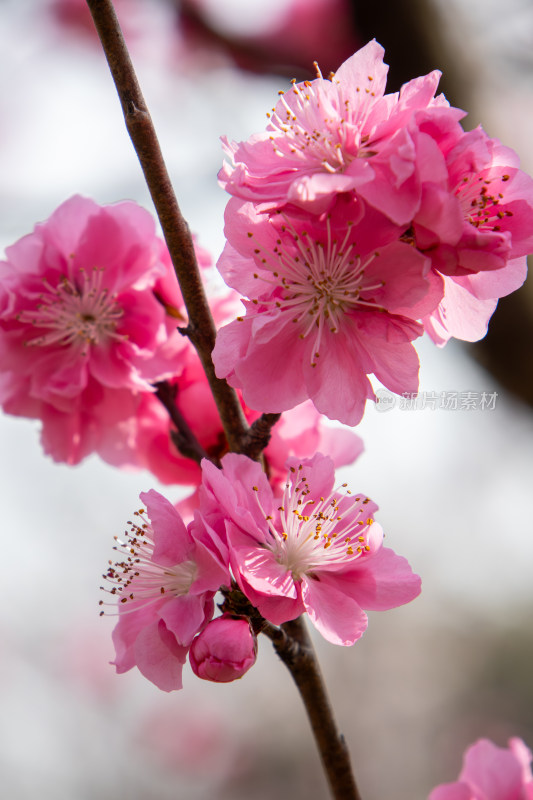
(134, 619, 187, 692)
(159, 595, 212, 647)
(320, 546, 422, 611)
(302, 577, 368, 645)
(460, 739, 524, 800)
(140, 488, 191, 566)
(428, 783, 473, 800)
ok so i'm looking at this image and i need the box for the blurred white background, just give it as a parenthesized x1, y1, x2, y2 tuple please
(1, 1, 532, 798)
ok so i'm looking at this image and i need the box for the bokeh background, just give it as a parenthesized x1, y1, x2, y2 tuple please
(1, 1, 532, 798)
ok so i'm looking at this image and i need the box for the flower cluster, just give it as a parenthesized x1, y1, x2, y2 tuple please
(195, 451, 420, 645)
(103, 453, 420, 689)
(429, 738, 533, 800)
(214, 39, 532, 424)
(0, 196, 362, 500)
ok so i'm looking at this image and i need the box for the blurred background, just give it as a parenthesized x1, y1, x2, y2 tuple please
(0, 1, 532, 798)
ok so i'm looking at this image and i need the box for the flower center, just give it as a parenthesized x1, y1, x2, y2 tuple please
(267, 67, 378, 173)
(247, 217, 384, 364)
(19, 266, 125, 356)
(99, 509, 197, 615)
(254, 464, 375, 580)
(456, 173, 514, 232)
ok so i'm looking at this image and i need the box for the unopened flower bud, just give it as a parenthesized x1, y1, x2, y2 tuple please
(189, 614, 257, 683)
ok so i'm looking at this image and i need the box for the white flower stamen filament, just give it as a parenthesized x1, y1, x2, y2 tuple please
(253, 465, 374, 580)
(267, 69, 379, 173)
(246, 217, 385, 364)
(99, 509, 197, 616)
(19, 266, 125, 356)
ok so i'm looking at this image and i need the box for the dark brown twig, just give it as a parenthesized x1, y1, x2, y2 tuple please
(154, 381, 213, 466)
(266, 617, 363, 800)
(85, 0, 249, 454)
(240, 412, 281, 460)
(221, 589, 361, 798)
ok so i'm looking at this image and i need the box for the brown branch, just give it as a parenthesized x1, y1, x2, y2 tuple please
(221, 588, 361, 797)
(154, 381, 213, 466)
(240, 412, 281, 460)
(264, 617, 363, 800)
(85, 0, 249, 453)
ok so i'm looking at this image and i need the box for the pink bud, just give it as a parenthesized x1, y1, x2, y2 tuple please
(189, 615, 258, 683)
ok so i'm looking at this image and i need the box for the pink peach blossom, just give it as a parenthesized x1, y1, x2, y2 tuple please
(103, 489, 230, 692)
(429, 738, 533, 800)
(219, 39, 455, 221)
(189, 614, 257, 683)
(212, 197, 440, 425)
(0, 196, 192, 465)
(412, 124, 533, 275)
(409, 125, 532, 344)
(195, 452, 421, 645)
(218, 40, 532, 356)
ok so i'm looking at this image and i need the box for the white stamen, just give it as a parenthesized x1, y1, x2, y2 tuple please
(18, 266, 125, 356)
(254, 468, 374, 580)
(100, 510, 197, 617)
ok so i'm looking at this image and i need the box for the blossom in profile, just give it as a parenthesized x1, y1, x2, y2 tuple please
(189, 614, 258, 683)
(410, 125, 532, 345)
(195, 452, 421, 645)
(213, 197, 439, 425)
(102, 489, 230, 692)
(428, 737, 533, 800)
(0, 196, 191, 465)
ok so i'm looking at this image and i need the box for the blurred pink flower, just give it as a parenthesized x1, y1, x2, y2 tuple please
(138, 699, 244, 780)
(182, 0, 358, 76)
(48, 0, 159, 49)
(135, 347, 364, 492)
(0, 196, 190, 465)
(195, 452, 421, 645)
(219, 39, 452, 220)
(212, 197, 439, 424)
(103, 489, 230, 692)
(189, 614, 257, 683)
(429, 738, 533, 800)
